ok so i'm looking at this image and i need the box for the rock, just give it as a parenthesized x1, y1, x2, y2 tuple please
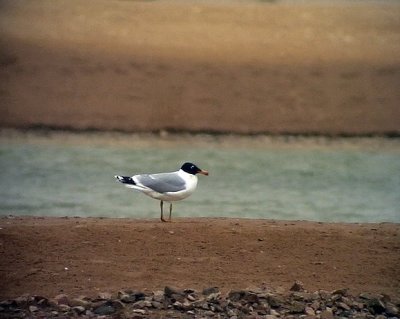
(28, 305, 38, 313)
(164, 286, 183, 298)
(311, 300, 320, 311)
(228, 290, 247, 302)
(111, 299, 125, 310)
(133, 308, 147, 315)
(14, 295, 29, 307)
(268, 294, 286, 308)
(320, 309, 334, 319)
(0, 286, 397, 319)
(203, 310, 216, 317)
(367, 298, 386, 314)
(290, 280, 305, 292)
(305, 306, 316, 315)
(54, 294, 70, 306)
(331, 288, 349, 296)
(292, 291, 314, 302)
(132, 300, 152, 309)
(93, 304, 116, 315)
(97, 292, 113, 300)
(206, 292, 221, 301)
(152, 290, 164, 302)
(58, 304, 71, 312)
(289, 300, 306, 313)
(70, 297, 91, 308)
(270, 309, 280, 316)
(385, 302, 399, 316)
(203, 287, 220, 296)
(72, 306, 86, 314)
(319, 290, 332, 300)
(359, 292, 382, 300)
(151, 301, 164, 309)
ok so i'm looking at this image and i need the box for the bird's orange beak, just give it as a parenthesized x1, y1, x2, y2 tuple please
(199, 170, 209, 176)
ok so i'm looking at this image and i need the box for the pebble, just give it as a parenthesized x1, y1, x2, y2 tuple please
(0, 282, 398, 318)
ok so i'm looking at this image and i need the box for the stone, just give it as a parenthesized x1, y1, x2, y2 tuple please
(34, 296, 49, 307)
(14, 295, 29, 306)
(98, 292, 113, 300)
(133, 308, 147, 315)
(204, 310, 216, 317)
(320, 309, 334, 319)
(151, 301, 164, 309)
(367, 298, 386, 314)
(28, 305, 38, 313)
(111, 299, 125, 310)
(268, 294, 286, 308)
(292, 292, 314, 302)
(93, 304, 116, 315)
(164, 286, 184, 298)
(203, 287, 220, 296)
(132, 300, 152, 309)
(270, 309, 280, 316)
(305, 306, 316, 315)
(70, 297, 91, 308)
(152, 290, 165, 302)
(338, 302, 351, 311)
(289, 301, 306, 313)
(319, 290, 332, 300)
(290, 281, 305, 292)
(331, 288, 349, 296)
(58, 304, 71, 312)
(206, 292, 221, 301)
(385, 302, 399, 316)
(311, 300, 320, 311)
(228, 290, 248, 302)
(54, 294, 70, 306)
(72, 306, 86, 314)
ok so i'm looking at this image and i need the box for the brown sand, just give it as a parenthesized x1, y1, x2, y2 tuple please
(1, 1, 400, 135)
(0, 217, 399, 299)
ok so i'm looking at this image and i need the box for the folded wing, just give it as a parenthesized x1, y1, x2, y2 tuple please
(135, 173, 186, 193)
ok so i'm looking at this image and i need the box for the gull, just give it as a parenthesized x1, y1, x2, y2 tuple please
(115, 162, 209, 222)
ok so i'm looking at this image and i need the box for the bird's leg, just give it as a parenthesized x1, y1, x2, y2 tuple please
(160, 200, 167, 222)
(169, 203, 173, 221)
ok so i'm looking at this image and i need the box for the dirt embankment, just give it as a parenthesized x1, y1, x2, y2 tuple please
(1, 1, 400, 135)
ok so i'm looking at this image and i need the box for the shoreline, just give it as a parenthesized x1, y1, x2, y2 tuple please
(1, 216, 399, 299)
(2, 128, 400, 151)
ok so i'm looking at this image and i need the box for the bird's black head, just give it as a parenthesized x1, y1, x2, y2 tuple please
(181, 162, 209, 176)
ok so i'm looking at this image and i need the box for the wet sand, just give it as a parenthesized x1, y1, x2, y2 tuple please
(0, 217, 399, 299)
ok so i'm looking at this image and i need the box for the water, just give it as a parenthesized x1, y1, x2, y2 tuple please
(0, 133, 399, 223)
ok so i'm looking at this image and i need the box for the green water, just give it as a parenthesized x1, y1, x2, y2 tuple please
(0, 136, 399, 222)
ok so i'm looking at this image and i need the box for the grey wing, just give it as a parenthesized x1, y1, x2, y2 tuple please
(135, 173, 186, 193)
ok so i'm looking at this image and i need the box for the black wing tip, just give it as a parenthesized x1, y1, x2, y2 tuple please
(115, 175, 136, 185)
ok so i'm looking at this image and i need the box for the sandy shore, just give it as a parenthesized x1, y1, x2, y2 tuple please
(1, 0, 400, 135)
(0, 217, 399, 299)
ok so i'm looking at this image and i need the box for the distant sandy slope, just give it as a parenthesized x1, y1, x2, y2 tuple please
(0, 217, 399, 299)
(1, 0, 400, 135)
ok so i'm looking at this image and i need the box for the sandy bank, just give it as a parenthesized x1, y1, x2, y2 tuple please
(0, 217, 399, 299)
(1, 1, 400, 135)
